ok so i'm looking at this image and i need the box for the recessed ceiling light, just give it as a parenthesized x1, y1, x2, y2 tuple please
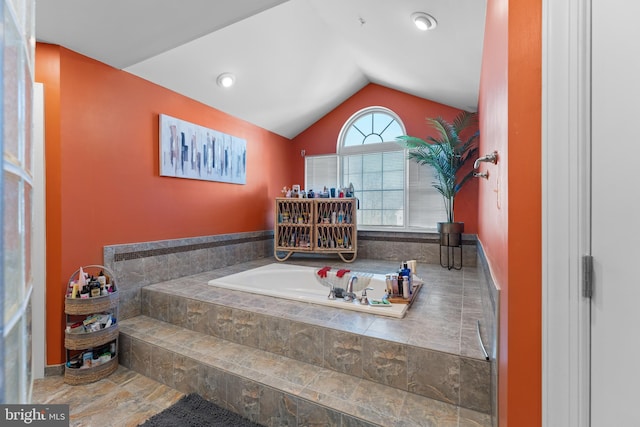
(411, 12, 437, 31)
(217, 72, 235, 88)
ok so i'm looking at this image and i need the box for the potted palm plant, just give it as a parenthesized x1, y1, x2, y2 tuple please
(396, 111, 479, 249)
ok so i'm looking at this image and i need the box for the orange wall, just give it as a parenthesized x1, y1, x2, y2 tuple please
(291, 83, 479, 232)
(478, 0, 542, 425)
(36, 44, 295, 365)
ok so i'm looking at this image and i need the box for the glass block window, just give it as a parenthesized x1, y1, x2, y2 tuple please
(1, 0, 36, 404)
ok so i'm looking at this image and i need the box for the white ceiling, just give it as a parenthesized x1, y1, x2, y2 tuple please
(35, 0, 487, 139)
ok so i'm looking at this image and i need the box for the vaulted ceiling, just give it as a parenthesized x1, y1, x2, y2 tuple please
(35, 0, 486, 139)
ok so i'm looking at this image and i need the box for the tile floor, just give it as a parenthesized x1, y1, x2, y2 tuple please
(32, 365, 183, 427)
(32, 363, 491, 426)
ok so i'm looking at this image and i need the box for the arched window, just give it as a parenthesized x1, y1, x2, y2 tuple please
(338, 107, 406, 227)
(305, 106, 445, 230)
(340, 108, 405, 147)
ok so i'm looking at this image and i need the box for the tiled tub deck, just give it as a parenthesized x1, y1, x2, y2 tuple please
(118, 257, 494, 426)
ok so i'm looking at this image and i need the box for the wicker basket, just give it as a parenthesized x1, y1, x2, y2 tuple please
(65, 292, 119, 315)
(64, 355, 119, 385)
(64, 324, 119, 350)
(65, 265, 119, 314)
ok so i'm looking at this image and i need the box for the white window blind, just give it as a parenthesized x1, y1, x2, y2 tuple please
(343, 151, 405, 227)
(304, 155, 337, 193)
(407, 161, 445, 229)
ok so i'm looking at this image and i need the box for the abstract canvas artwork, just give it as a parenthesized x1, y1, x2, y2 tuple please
(159, 114, 247, 184)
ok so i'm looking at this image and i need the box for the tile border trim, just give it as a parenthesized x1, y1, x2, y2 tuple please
(112, 235, 271, 262)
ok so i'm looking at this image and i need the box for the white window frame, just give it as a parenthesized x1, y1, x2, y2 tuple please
(338, 107, 407, 229)
(303, 106, 445, 232)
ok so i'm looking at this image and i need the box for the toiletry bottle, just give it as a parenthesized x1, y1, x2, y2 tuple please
(397, 275, 404, 298)
(401, 262, 412, 293)
(89, 278, 98, 297)
(391, 274, 399, 296)
(80, 284, 90, 299)
(71, 282, 79, 298)
(385, 275, 392, 294)
(402, 275, 410, 299)
(98, 270, 107, 288)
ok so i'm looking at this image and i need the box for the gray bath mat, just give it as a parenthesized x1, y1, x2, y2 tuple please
(138, 393, 264, 427)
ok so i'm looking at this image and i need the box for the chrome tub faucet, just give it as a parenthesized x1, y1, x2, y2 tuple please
(343, 275, 358, 302)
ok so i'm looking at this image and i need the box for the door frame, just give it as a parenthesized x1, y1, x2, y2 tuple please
(541, 0, 591, 425)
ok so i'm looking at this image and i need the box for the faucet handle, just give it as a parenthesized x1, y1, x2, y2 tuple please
(361, 287, 374, 296)
(360, 287, 374, 304)
(473, 151, 499, 169)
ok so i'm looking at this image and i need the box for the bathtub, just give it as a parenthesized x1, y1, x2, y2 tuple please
(207, 263, 417, 318)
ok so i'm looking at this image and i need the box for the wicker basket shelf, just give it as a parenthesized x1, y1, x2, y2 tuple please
(65, 291, 119, 315)
(64, 324, 119, 351)
(64, 355, 118, 385)
(274, 198, 358, 262)
(64, 265, 119, 385)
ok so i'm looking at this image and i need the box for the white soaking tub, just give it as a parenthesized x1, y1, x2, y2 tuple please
(207, 263, 418, 318)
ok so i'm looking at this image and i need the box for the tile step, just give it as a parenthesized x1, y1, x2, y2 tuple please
(119, 315, 491, 426)
(139, 282, 492, 415)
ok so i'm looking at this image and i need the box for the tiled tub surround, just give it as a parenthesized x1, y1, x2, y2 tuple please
(117, 258, 492, 425)
(358, 231, 477, 268)
(104, 230, 476, 321)
(477, 245, 500, 427)
(103, 231, 273, 320)
(35, 233, 492, 425)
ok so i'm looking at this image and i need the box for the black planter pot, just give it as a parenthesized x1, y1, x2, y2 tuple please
(437, 222, 464, 270)
(437, 222, 464, 247)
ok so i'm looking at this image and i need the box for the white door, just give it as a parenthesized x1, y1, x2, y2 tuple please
(590, 0, 640, 424)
